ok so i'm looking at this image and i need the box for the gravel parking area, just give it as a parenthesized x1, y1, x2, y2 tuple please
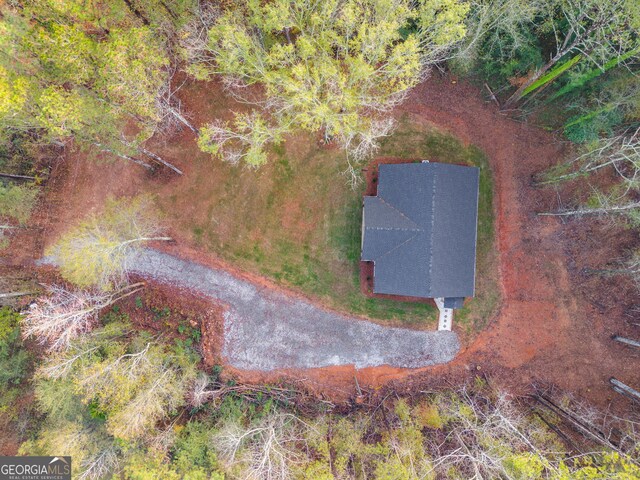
(129, 249, 460, 370)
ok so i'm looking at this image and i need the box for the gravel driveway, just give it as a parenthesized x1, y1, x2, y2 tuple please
(127, 249, 460, 370)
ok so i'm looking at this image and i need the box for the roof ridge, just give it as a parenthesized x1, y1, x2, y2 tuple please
(426, 169, 437, 296)
(374, 230, 421, 261)
(375, 196, 422, 231)
(366, 227, 421, 231)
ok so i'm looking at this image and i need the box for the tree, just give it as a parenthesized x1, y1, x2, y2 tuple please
(197, 112, 284, 167)
(193, 0, 469, 171)
(122, 450, 182, 480)
(36, 320, 196, 441)
(0, 2, 190, 173)
(22, 283, 144, 351)
(171, 421, 223, 478)
(0, 307, 30, 389)
(24, 309, 200, 477)
(48, 196, 171, 291)
(19, 400, 122, 480)
(502, 0, 640, 108)
(0, 170, 39, 248)
(23, 365, 640, 479)
(20, 420, 120, 480)
(95, 27, 169, 128)
(536, 82, 640, 227)
(562, 70, 640, 143)
(214, 412, 303, 480)
(453, 0, 548, 70)
(453, 0, 546, 80)
(178, 1, 220, 81)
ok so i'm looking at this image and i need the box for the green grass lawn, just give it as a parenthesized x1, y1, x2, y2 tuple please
(161, 117, 498, 330)
(378, 117, 499, 332)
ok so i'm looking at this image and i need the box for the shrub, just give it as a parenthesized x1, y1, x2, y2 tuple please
(0, 306, 30, 388)
(0, 183, 37, 224)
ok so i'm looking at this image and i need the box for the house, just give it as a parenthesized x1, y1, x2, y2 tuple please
(361, 161, 480, 311)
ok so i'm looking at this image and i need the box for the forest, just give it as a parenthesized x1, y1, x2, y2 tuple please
(1, 0, 639, 478)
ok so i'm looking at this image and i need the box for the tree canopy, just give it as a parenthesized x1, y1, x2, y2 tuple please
(194, 0, 470, 169)
(48, 196, 170, 291)
(0, 1, 192, 165)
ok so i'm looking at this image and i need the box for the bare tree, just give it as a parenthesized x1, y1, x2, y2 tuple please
(342, 117, 396, 187)
(78, 446, 120, 480)
(187, 373, 215, 408)
(154, 70, 199, 136)
(214, 412, 305, 480)
(178, 1, 219, 79)
(539, 126, 640, 186)
(38, 341, 107, 381)
(107, 367, 186, 441)
(22, 283, 144, 351)
(422, 387, 567, 478)
(198, 112, 284, 167)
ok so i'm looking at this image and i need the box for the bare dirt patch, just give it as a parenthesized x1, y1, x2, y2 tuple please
(117, 279, 225, 365)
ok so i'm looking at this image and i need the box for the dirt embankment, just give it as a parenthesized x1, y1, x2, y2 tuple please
(13, 74, 640, 411)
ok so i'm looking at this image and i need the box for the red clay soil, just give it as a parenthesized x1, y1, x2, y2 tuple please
(215, 76, 640, 411)
(12, 74, 640, 412)
(118, 279, 225, 367)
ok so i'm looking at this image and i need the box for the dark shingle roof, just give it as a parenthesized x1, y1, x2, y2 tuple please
(444, 297, 465, 309)
(361, 162, 479, 298)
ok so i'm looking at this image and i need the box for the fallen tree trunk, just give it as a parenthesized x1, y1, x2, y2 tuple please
(538, 201, 640, 217)
(168, 106, 199, 134)
(0, 172, 37, 181)
(531, 393, 621, 452)
(612, 335, 640, 349)
(0, 291, 36, 299)
(610, 378, 640, 403)
(137, 147, 183, 175)
(534, 411, 582, 453)
(94, 143, 154, 170)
